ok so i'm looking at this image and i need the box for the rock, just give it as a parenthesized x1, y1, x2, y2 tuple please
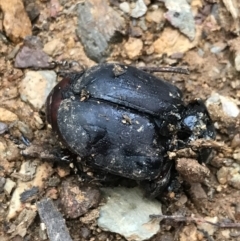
(234, 53, 240, 72)
(119, 2, 130, 14)
(228, 164, 240, 189)
(233, 149, 240, 162)
(0, 0, 32, 43)
(124, 37, 143, 60)
(153, 27, 200, 56)
(20, 186, 39, 203)
(0, 108, 18, 123)
(76, 0, 125, 62)
(0, 122, 8, 134)
(20, 71, 57, 110)
(231, 134, 240, 149)
(60, 179, 101, 219)
(25, 1, 40, 22)
(146, 9, 164, 23)
(221, 230, 230, 239)
(210, 42, 227, 54)
(163, 0, 195, 40)
(16, 121, 33, 140)
(98, 187, 162, 241)
(49, 0, 61, 18)
(130, 0, 147, 18)
(197, 216, 218, 236)
(217, 164, 240, 190)
(0, 177, 6, 193)
(7, 162, 53, 220)
(4, 178, 16, 195)
(228, 37, 240, 71)
(179, 224, 198, 241)
(206, 93, 240, 118)
(15, 46, 51, 69)
(176, 158, 210, 183)
(0, 138, 19, 171)
(222, 0, 238, 19)
(217, 167, 229, 184)
(43, 39, 65, 56)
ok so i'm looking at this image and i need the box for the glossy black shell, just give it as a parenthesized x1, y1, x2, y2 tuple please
(46, 63, 215, 192)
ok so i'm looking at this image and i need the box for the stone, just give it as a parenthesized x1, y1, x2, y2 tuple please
(60, 179, 101, 219)
(0, 108, 18, 123)
(98, 187, 162, 241)
(217, 167, 229, 185)
(222, 0, 238, 19)
(7, 162, 53, 220)
(153, 27, 200, 56)
(124, 37, 143, 60)
(119, 2, 130, 14)
(163, 0, 195, 40)
(130, 0, 147, 18)
(176, 158, 210, 183)
(0, 122, 8, 134)
(20, 71, 57, 110)
(206, 93, 240, 118)
(179, 224, 198, 241)
(0, 0, 32, 43)
(146, 9, 164, 23)
(15, 46, 51, 69)
(4, 178, 16, 195)
(76, 0, 125, 62)
(43, 39, 65, 56)
(197, 216, 218, 236)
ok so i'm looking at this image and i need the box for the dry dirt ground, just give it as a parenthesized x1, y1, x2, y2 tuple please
(1, 0, 240, 240)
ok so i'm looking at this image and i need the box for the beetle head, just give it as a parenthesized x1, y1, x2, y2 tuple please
(177, 99, 216, 162)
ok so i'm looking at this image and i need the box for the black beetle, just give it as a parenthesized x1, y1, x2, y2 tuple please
(46, 63, 215, 197)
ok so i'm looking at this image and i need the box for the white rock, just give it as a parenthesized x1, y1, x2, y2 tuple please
(216, 164, 240, 190)
(163, 0, 195, 40)
(197, 216, 218, 236)
(4, 178, 16, 195)
(206, 93, 240, 118)
(119, 2, 130, 14)
(216, 167, 229, 184)
(131, 0, 147, 18)
(98, 187, 162, 241)
(234, 52, 240, 71)
(20, 71, 57, 110)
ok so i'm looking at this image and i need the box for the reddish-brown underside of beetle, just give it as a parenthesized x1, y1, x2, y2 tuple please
(46, 77, 71, 133)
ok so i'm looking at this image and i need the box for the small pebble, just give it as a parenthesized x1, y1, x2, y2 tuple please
(4, 178, 16, 195)
(231, 134, 240, 149)
(20, 71, 57, 110)
(124, 37, 143, 60)
(0, 122, 8, 134)
(119, 2, 130, 14)
(0, 108, 18, 123)
(130, 0, 147, 18)
(197, 216, 218, 236)
(206, 93, 240, 118)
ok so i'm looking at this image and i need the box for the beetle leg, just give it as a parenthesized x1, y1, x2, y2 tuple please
(143, 162, 173, 198)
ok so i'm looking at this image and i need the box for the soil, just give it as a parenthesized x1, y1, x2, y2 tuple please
(0, 0, 240, 241)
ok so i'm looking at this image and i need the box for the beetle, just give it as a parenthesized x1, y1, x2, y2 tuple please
(46, 63, 215, 197)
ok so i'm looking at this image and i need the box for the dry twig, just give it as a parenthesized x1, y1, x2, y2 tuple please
(150, 214, 240, 229)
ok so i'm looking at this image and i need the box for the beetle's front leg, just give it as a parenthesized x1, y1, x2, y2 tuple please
(142, 162, 173, 198)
